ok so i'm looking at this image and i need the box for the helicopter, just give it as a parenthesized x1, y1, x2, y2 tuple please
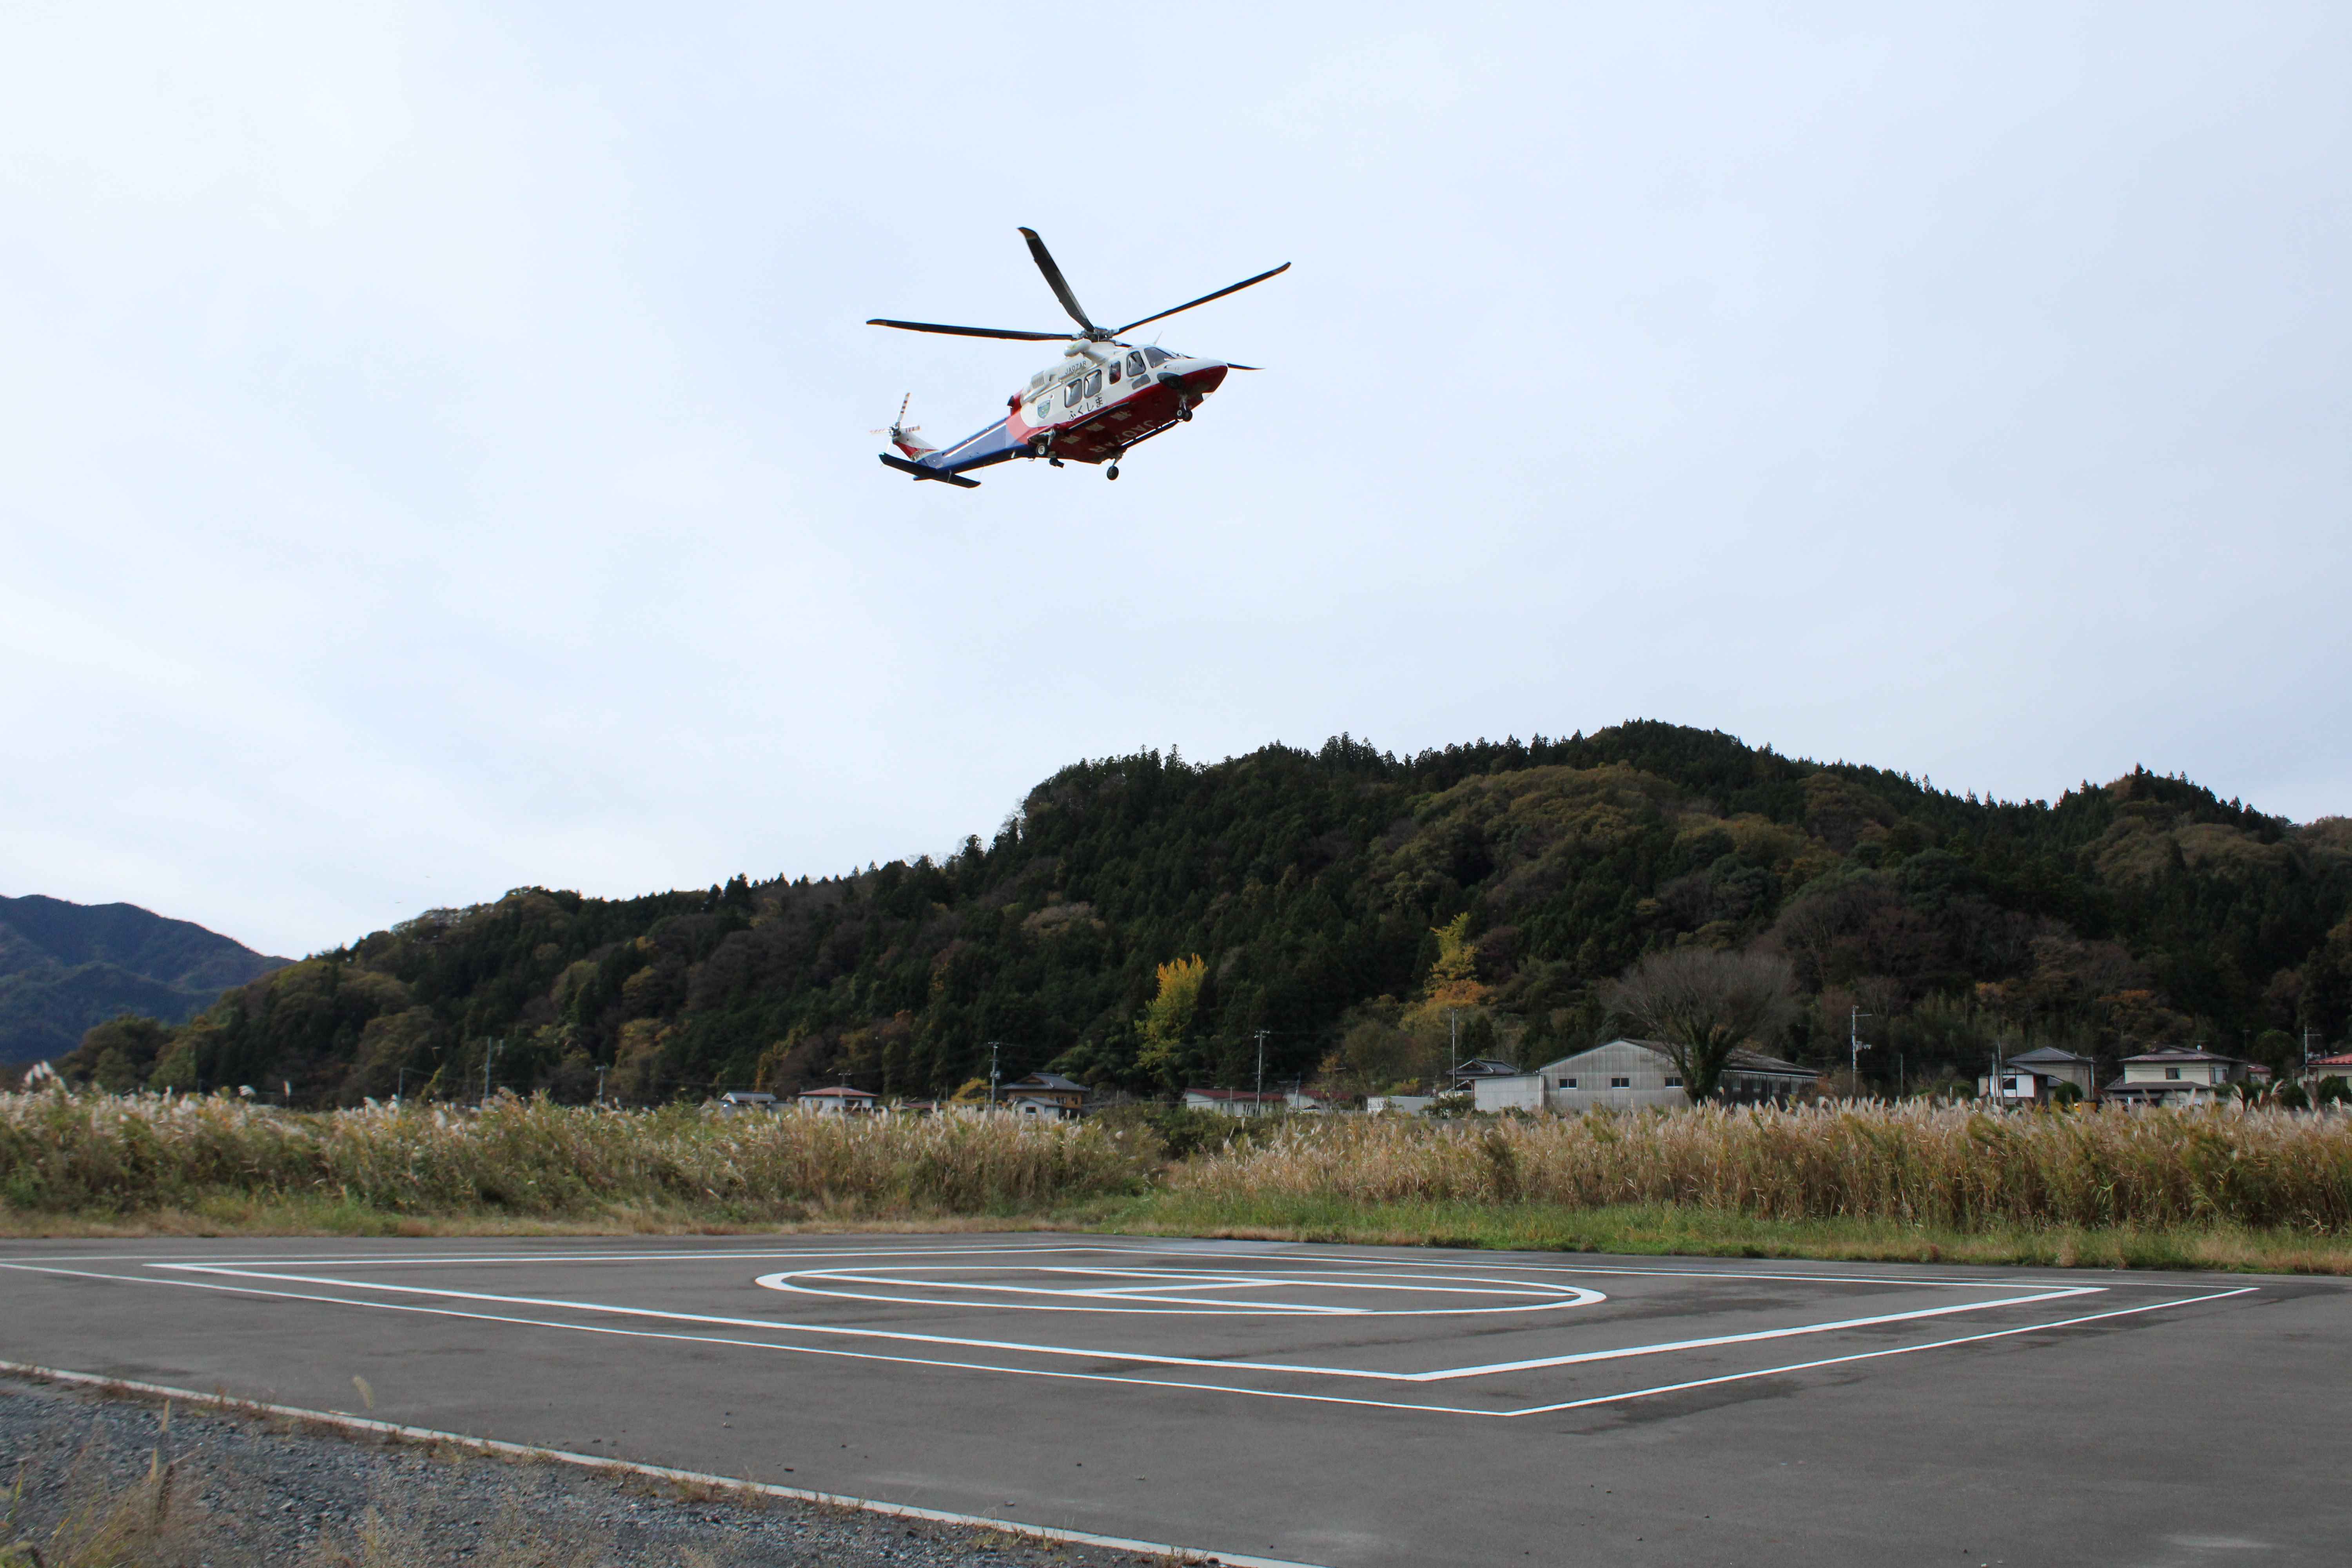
(868, 228, 1287, 487)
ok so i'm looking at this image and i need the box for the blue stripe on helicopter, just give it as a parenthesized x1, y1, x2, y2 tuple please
(920, 416, 1027, 473)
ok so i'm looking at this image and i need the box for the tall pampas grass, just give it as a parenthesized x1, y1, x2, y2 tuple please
(0, 1093, 1150, 1216)
(6, 1092, 2350, 1234)
(1168, 1104, 2352, 1232)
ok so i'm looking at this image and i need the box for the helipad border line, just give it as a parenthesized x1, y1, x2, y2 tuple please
(1504, 1285, 2263, 1415)
(144, 1260, 2098, 1381)
(10, 1254, 2123, 1390)
(27, 1238, 2189, 1295)
(0, 1264, 2264, 1421)
(0, 1264, 1509, 1416)
(0, 1358, 1328, 1568)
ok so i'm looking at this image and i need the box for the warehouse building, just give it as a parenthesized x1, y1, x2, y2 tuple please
(1473, 1038, 1818, 1112)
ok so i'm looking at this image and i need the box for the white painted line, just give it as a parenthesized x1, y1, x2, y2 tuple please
(0, 1263, 2260, 1420)
(756, 1263, 1607, 1317)
(17, 1238, 2169, 1298)
(1419, 1287, 2099, 1377)
(144, 1243, 1115, 1269)
(0, 1261, 1510, 1416)
(1134, 1245, 2130, 1293)
(0, 1358, 1329, 1568)
(1504, 1287, 2265, 1415)
(34, 1258, 2102, 1385)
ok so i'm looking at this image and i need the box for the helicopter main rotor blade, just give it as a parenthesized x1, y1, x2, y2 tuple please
(1112, 262, 1290, 337)
(1018, 227, 1099, 334)
(866, 318, 1073, 341)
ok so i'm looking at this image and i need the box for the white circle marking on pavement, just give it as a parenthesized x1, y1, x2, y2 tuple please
(753, 1263, 1608, 1316)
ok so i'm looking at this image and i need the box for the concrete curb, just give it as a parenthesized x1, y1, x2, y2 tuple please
(0, 1358, 1329, 1568)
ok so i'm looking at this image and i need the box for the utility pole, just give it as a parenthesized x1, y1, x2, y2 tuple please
(482, 1038, 501, 1106)
(1254, 1028, 1270, 1113)
(2306, 1026, 2317, 1084)
(395, 1065, 406, 1104)
(594, 1064, 608, 1108)
(1849, 1007, 1871, 1098)
(987, 1041, 1001, 1108)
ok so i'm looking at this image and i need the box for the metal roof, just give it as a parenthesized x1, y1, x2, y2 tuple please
(1009, 1072, 1089, 1092)
(1531, 1039, 1818, 1078)
(2004, 1046, 2093, 1065)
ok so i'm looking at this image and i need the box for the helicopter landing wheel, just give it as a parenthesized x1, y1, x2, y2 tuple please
(1047, 456, 1064, 468)
(1106, 463, 1120, 481)
(1176, 403, 1193, 422)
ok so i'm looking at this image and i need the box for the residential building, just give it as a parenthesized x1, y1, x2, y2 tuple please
(1364, 1094, 1433, 1115)
(714, 1090, 778, 1115)
(1472, 1038, 1819, 1113)
(796, 1085, 878, 1115)
(1004, 1094, 1077, 1121)
(1447, 1058, 1524, 1092)
(1182, 1087, 1289, 1117)
(2310, 1052, 2352, 1086)
(1976, 1047, 2096, 1103)
(2102, 1048, 2264, 1107)
(1002, 1072, 1089, 1113)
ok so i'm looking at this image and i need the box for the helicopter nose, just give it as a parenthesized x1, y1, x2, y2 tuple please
(1174, 359, 1229, 396)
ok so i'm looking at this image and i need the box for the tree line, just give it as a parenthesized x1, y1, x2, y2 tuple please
(48, 722, 2352, 1107)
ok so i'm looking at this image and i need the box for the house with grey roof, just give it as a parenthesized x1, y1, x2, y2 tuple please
(2102, 1047, 2263, 1107)
(1976, 1046, 2097, 1103)
(1003, 1071, 1089, 1114)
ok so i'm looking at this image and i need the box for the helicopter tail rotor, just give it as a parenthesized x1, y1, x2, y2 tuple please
(870, 393, 935, 457)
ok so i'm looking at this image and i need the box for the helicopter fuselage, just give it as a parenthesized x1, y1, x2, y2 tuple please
(884, 346, 1232, 485)
(871, 226, 1282, 488)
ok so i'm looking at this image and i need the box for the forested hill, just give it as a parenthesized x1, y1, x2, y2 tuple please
(0, 895, 288, 1063)
(51, 724, 2352, 1105)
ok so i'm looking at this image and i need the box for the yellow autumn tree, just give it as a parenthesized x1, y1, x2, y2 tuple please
(1424, 914, 1486, 1004)
(1426, 913, 1474, 986)
(1397, 915, 1499, 1074)
(1135, 953, 1208, 1087)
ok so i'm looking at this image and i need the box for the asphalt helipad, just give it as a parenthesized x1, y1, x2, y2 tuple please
(2, 1235, 2343, 1564)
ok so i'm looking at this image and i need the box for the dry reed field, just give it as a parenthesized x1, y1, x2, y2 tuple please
(0, 1093, 1151, 1220)
(1169, 1103, 2352, 1232)
(4, 1092, 2350, 1248)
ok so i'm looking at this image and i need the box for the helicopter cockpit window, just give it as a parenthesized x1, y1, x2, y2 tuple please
(1125, 351, 1146, 378)
(1142, 346, 1176, 368)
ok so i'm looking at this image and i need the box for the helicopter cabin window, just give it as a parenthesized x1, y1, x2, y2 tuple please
(1084, 370, 1102, 398)
(1063, 379, 1081, 408)
(1126, 351, 1146, 378)
(1107, 359, 1121, 384)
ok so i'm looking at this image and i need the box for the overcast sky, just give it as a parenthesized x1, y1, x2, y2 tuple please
(4, 2, 2347, 958)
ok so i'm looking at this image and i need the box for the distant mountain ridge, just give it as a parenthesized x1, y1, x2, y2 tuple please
(0, 895, 288, 1062)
